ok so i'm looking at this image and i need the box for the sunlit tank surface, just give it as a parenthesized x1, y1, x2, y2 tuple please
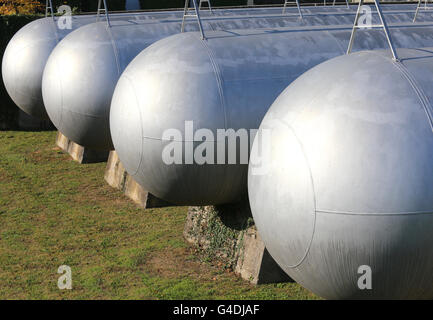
(248, 48, 433, 299)
(109, 22, 433, 205)
(4, 4, 344, 119)
(43, 4, 433, 149)
(2, 12, 165, 119)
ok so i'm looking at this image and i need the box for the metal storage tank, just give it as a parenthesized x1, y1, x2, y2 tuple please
(2, 15, 99, 119)
(248, 48, 433, 299)
(4, 4, 322, 120)
(1, 11, 181, 120)
(42, 5, 432, 150)
(109, 22, 433, 205)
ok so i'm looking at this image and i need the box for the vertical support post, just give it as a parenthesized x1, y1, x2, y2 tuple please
(413, 0, 428, 22)
(374, 0, 398, 61)
(97, 0, 111, 27)
(347, 0, 363, 54)
(332, 0, 350, 9)
(46, 0, 54, 20)
(199, 0, 213, 13)
(181, 0, 207, 40)
(347, 0, 398, 61)
(282, 0, 303, 19)
(181, 0, 190, 33)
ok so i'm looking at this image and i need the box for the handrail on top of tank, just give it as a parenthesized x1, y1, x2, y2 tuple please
(413, 0, 433, 22)
(282, 0, 304, 19)
(181, 0, 207, 40)
(45, 0, 55, 20)
(199, 0, 213, 13)
(97, 0, 111, 27)
(283, 0, 350, 20)
(347, 0, 399, 61)
(327, 0, 350, 9)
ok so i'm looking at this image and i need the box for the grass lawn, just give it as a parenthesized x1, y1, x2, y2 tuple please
(0, 130, 317, 299)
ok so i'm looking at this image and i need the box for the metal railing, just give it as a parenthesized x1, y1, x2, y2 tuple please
(97, 0, 112, 27)
(347, 0, 399, 61)
(329, 0, 350, 9)
(45, 0, 54, 20)
(283, 0, 304, 19)
(199, 0, 213, 13)
(413, 0, 433, 22)
(181, 0, 208, 40)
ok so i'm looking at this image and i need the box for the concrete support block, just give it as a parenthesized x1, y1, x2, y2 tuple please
(104, 150, 127, 189)
(235, 228, 291, 285)
(104, 151, 171, 208)
(56, 131, 109, 164)
(184, 203, 292, 285)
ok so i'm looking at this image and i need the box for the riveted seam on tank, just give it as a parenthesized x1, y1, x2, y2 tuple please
(122, 74, 144, 177)
(393, 61, 433, 133)
(105, 23, 122, 76)
(142, 135, 220, 143)
(313, 52, 433, 217)
(49, 17, 60, 44)
(60, 108, 107, 118)
(196, 34, 228, 131)
(325, 29, 346, 55)
(207, 19, 215, 32)
(315, 209, 433, 216)
(369, 50, 433, 133)
(282, 121, 317, 270)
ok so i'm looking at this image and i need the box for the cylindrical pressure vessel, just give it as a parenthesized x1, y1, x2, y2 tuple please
(42, 5, 433, 149)
(109, 22, 433, 205)
(2, 11, 181, 119)
(248, 48, 433, 299)
(2, 15, 97, 119)
(4, 3, 323, 119)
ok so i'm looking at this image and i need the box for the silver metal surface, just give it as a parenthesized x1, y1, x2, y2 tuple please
(4, 4, 339, 120)
(97, 0, 111, 27)
(347, 0, 399, 61)
(42, 7, 372, 150)
(42, 5, 433, 150)
(181, 0, 206, 39)
(2, 11, 179, 120)
(2, 15, 96, 119)
(283, 0, 303, 18)
(413, 0, 433, 22)
(110, 22, 433, 205)
(248, 48, 433, 299)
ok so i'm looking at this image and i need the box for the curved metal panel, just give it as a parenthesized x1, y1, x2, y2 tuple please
(248, 48, 433, 299)
(43, 5, 433, 148)
(5, 4, 347, 119)
(110, 23, 433, 205)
